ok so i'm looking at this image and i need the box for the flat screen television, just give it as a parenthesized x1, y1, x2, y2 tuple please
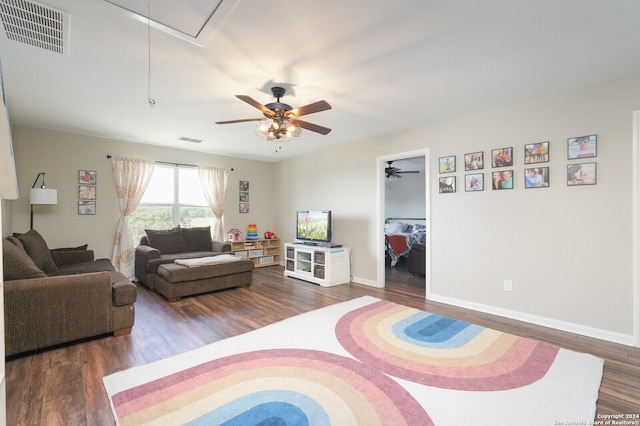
(296, 210, 332, 244)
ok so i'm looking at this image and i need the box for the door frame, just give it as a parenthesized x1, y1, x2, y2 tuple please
(376, 148, 430, 295)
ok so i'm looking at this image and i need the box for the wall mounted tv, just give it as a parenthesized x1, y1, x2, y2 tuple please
(296, 210, 332, 244)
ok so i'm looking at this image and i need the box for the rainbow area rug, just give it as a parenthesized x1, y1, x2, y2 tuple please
(103, 296, 603, 425)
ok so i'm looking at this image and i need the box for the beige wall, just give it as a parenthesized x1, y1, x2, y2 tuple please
(5, 74, 639, 345)
(274, 74, 640, 344)
(7, 127, 276, 260)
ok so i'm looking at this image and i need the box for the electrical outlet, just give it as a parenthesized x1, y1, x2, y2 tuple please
(504, 279, 513, 291)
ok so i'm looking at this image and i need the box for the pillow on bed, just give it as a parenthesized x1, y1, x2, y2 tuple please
(385, 222, 403, 234)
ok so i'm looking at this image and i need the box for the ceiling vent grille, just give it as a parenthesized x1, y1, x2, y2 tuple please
(0, 0, 67, 54)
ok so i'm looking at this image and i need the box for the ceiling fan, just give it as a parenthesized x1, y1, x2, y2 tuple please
(215, 86, 332, 140)
(385, 161, 419, 179)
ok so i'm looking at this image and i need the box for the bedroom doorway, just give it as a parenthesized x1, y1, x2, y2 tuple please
(377, 149, 430, 293)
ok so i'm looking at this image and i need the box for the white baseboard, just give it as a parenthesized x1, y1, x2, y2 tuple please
(428, 293, 636, 347)
(351, 276, 382, 288)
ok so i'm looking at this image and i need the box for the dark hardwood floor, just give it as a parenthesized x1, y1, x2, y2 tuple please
(5, 261, 640, 425)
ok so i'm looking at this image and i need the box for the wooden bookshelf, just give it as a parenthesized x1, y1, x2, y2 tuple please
(227, 238, 281, 268)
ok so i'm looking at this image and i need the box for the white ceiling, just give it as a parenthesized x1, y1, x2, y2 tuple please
(1, 0, 640, 162)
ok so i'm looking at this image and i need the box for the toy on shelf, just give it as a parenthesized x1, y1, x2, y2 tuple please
(227, 228, 243, 242)
(264, 231, 277, 239)
(246, 223, 258, 240)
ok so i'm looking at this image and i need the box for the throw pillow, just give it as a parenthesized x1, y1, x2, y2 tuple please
(145, 226, 187, 254)
(16, 229, 57, 273)
(2, 238, 47, 280)
(5, 235, 24, 250)
(182, 226, 212, 252)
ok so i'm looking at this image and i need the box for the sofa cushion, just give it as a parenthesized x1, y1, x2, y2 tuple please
(157, 257, 254, 283)
(182, 226, 212, 252)
(145, 226, 187, 254)
(6, 235, 24, 250)
(51, 244, 89, 252)
(16, 229, 57, 273)
(2, 238, 47, 280)
(48, 258, 115, 276)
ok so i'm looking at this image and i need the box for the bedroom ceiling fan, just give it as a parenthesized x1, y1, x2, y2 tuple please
(385, 161, 419, 179)
(215, 86, 332, 141)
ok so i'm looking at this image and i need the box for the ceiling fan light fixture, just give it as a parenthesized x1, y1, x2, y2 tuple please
(255, 118, 300, 141)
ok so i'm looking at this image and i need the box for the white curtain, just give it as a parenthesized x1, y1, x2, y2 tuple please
(111, 157, 155, 278)
(198, 166, 230, 241)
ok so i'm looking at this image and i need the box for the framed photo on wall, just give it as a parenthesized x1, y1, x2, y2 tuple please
(78, 200, 96, 215)
(567, 134, 597, 159)
(524, 167, 550, 188)
(439, 176, 456, 193)
(567, 162, 597, 185)
(239, 203, 249, 213)
(491, 147, 513, 167)
(439, 155, 456, 173)
(79, 170, 96, 185)
(465, 173, 484, 191)
(491, 170, 514, 190)
(79, 185, 96, 200)
(464, 152, 484, 170)
(524, 142, 549, 164)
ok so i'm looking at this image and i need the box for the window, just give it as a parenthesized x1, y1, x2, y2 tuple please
(130, 165, 215, 245)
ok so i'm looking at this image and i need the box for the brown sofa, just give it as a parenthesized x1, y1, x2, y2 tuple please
(134, 226, 233, 289)
(3, 230, 136, 356)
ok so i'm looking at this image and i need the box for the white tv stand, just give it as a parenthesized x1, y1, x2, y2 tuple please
(284, 243, 351, 287)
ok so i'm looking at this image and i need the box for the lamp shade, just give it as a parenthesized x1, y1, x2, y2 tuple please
(30, 188, 57, 205)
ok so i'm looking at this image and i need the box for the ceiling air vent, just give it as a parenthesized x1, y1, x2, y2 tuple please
(0, 0, 68, 54)
(179, 136, 202, 143)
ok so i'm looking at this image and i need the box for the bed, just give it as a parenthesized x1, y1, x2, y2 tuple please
(384, 217, 426, 266)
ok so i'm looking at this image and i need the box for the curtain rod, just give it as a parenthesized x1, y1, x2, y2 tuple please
(106, 155, 233, 171)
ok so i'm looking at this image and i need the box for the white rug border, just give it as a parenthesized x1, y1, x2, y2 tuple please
(103, 295, 604, 426)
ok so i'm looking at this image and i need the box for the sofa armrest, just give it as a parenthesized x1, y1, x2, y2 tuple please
(4, 272, 113, 356)
(212, 241, 232, 252)
(50, 249, 95, 267)
(136, 244, 161, 264)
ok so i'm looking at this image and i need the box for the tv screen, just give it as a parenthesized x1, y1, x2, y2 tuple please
(296, 210, 332, 243)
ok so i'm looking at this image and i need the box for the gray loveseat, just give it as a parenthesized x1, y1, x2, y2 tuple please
(3, 230, 136, 356)
(134, 226, 233, 290)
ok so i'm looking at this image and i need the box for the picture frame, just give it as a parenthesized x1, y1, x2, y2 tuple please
(78, 185, 96, 200)
(491, 147, 513, 168)
(464, 152, 484, 171)
(491, 170, 514, 190)
(79, 170, 96, 185)
(524, 142, 549, 164)
(567, 134, 597, 159)
(239, 180, 249, 191)
(464, 173, 484, 191)
(239, 203, 249, 213)
(567, 162, 597, 186)
(239, 191, 249, 202)
(439, 176, 456, 193)
(524, 167, 550, 188)
(439, 155, 456, 173)
(78, 200, 96, 215)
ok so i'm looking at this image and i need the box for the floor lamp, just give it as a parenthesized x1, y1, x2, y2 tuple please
(30, 172, 57, 229)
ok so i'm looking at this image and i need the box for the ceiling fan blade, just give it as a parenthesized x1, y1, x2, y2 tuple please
(236, 95, 274, 117)
(289, 100, 331, 118)
(294, 119, 332, 135)
(215, 118, 263, 124)
(398, 170, 420, 174)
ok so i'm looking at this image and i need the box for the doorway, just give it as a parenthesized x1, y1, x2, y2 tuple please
(377, 149, 430, 293)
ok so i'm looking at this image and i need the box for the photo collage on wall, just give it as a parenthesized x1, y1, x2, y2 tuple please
(239, 180, 249, 213)
(78, 170, 96, 214)
(438, 134, 597, 193)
